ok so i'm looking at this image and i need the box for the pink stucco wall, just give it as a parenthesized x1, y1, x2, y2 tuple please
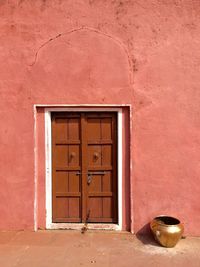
(1, 0, 200, 235)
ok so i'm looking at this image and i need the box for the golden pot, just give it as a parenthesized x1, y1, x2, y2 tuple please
(150, 215, 184, 248)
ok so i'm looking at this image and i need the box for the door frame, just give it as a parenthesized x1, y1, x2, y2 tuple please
(45, 107, 123, 230)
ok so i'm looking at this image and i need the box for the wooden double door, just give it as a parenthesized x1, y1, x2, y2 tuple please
(52, 112, 118, 223)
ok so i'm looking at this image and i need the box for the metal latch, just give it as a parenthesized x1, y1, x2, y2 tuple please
(76, 171, 106, 185)
(87, 171, 106, 185)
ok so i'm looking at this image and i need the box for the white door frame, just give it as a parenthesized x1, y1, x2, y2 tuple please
(45, 107, 123, 230)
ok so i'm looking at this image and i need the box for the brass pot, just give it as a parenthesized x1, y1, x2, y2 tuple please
(150, 215, 184, 248)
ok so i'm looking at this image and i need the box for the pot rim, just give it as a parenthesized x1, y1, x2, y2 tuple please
(152, 215, 181, 226)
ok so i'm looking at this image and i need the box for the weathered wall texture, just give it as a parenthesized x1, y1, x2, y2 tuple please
(0, 0, 200, 235)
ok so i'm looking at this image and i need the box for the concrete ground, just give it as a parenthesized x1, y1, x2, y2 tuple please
(0, 230, 200, 267)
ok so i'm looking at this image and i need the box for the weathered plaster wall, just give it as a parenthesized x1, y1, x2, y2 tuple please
(0, 0, 200, 235)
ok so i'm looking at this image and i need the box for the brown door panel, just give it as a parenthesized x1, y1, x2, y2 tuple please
(52, 112, 117, 223)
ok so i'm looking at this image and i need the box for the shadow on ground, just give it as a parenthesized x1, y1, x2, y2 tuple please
(136, 223, 160, 247)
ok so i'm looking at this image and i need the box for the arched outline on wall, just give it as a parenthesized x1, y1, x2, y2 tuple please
(29, 26, 134, 88)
